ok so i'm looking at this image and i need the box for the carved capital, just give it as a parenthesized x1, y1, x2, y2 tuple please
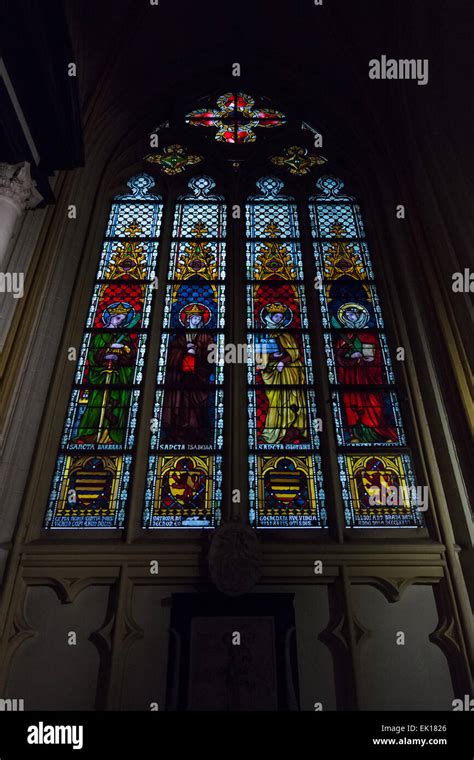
(0, 161, 43, 212)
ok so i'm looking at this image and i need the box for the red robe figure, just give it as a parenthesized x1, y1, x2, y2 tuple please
(335, 332, 397, 443)
(162, 303, 214, 445)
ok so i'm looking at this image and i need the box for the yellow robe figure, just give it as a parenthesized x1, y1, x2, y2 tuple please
(260, 332, 308, 444)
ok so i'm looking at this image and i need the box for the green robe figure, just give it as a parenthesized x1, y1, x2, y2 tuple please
(73, 301, 137, 445)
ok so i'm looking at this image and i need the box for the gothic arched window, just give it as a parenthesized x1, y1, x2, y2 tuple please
(44, 91, 423, 534)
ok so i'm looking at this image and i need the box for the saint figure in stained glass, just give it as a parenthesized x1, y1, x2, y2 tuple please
(161, 304, 215, 446)
(73, 305, 137, 445)
(334, 332, 382, 383)
(258, 304, 308, 445)
(146, 174, 225, 508)
(338, 391, 398, 444)
(331, 298, 372, 329)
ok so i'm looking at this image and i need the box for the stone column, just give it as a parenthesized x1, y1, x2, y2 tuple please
(0, 161, 43, 270)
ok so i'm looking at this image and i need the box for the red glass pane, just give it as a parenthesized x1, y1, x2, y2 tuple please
(252, 283, 303, 329)
(332, 331, 389, 385)
(236, 128, 254, 143)
(92, 283, 145, 328)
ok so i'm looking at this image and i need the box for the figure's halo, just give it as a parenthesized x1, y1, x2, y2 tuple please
(179, 302, 211, 326)
(102, 301, 135, 327)
(337, 302, 369, 328)
(260, 302, 293, 328)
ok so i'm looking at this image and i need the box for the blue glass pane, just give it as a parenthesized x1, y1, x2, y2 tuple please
(172, 203, 226, 238)
(162, 282, 224, 330)
(106, 202, 162, 238)
(319, 280, 384, 330)
(309, 202, 365, 238)
(172, 176, 226, 238)
(246, 203, 299, 238)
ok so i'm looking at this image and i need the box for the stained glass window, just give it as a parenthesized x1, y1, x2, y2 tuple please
(144, 176, 226, 528)
(45, 174, 163, 529)
(43, 95, 426, 538)
(246, 177, 326, 528)
(309, 176, 422, 528)
(186, 93, 285, 144)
